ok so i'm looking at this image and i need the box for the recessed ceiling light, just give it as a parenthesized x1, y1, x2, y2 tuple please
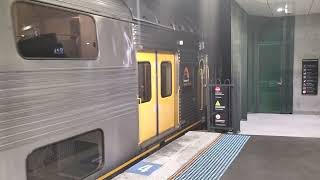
(285, 9, 289, 14)
(22, 25, 32, 31)
(277, 7, 283, 12)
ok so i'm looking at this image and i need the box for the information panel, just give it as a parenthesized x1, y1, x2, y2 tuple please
(302, 59, 318, 95)
(212, 85, 231, 128)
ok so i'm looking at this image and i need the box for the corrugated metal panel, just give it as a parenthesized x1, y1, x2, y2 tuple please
(180, 49, 198, 62)
(124, 0, 200, 33)
(180, 89, 198, 124)
(179, 48, 200, 125)
(36, 0, 132, 21)
(0, 67, 137, 151)
(133, 23, 177, 51)
(180, 63, 199, 125)
(133, 23, 199, 52)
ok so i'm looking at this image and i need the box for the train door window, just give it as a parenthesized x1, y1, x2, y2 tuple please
(12, 2, 98, 59)
(161, 62, 172, 98)
(138, 62, 152, 103)
(26, 130, 104, 180)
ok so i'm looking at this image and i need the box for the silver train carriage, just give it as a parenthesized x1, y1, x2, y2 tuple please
(0, 0, 209, 179)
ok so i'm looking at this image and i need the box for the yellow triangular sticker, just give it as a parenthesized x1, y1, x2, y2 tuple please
(215, 101, 221, 107)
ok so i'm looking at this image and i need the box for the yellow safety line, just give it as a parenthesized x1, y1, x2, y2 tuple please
(97, 121, 201, 180)
(165, 121, 201, 143)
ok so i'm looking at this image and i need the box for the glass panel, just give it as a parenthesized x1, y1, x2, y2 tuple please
(138, 62, 151, 103)
(247, 17, 294, 113)
(161, 62, 172, 98)
(13, 2, 98, 59)
(27, 130, 104, 180)
(258, 44, 282, 113)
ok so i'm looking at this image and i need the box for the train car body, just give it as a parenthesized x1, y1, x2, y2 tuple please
(0, 0, 220, 179)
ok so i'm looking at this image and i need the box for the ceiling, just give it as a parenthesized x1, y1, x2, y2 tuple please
(235, 0, 320, 17)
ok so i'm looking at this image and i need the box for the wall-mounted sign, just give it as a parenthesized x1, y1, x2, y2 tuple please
(302, 59, 318, 95)
(183, 66, 192, 87)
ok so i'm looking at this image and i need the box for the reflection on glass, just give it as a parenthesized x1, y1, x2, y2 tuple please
(27, 130, 104, 180)
(13, 2, 98, 59)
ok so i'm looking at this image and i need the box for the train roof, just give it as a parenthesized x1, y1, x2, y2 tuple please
(124, 0, 200, 33)
(37, 0, 133, 21)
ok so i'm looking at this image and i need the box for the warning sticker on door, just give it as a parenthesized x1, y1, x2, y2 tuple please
(182, 66, 192, 87)
(215, 101, 221, 107)
(215, 100, 225, 109)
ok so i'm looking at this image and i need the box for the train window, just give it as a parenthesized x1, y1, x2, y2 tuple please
(26, 130, 104, 180)
(12, 2, 98, 59)
(161, 62, 172, 98)
(138, 62, 152, 103)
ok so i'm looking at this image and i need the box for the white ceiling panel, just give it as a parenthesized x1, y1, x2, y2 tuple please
(236, 0, 320, 17)
(268, 0, 313, 16)
(235, 0, 273, 16)
(310, 0, 320, 14)
(265, 0, 286, 16)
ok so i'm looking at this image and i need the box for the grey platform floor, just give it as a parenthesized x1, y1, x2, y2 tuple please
(222, 136, 320, 180)
(241, 113, 320, 138)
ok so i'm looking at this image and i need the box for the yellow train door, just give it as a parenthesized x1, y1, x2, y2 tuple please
(137, 52, 157, 144)
(157, 53, 176, 133)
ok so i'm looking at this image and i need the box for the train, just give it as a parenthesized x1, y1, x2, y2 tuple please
(0, 0, 231, 179)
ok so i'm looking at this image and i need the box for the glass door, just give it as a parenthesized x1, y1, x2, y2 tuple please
(257, 44, 282, 113)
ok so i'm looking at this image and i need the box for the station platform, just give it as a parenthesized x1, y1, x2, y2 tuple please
(113, 131, 320, 180)
(114, 132, 249, 180)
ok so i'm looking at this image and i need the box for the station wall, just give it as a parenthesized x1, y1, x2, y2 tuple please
(231, 0, 248, 123)
(293, 15, 320, 115)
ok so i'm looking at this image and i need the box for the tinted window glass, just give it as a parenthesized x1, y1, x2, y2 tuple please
(27, 130, 104, 180)
(13, 2, 98, 59)
(161, 62, 172, 97)
(138, 62, 152, 103)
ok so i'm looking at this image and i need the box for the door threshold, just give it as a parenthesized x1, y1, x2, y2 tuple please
(139, 127, 178, 149)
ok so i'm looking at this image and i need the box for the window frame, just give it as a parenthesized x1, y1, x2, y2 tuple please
(25, 129, 105, 180)
(161, 61, 172, 98)
(138, 61, 152, 103)
(11, 1, 99, 61)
